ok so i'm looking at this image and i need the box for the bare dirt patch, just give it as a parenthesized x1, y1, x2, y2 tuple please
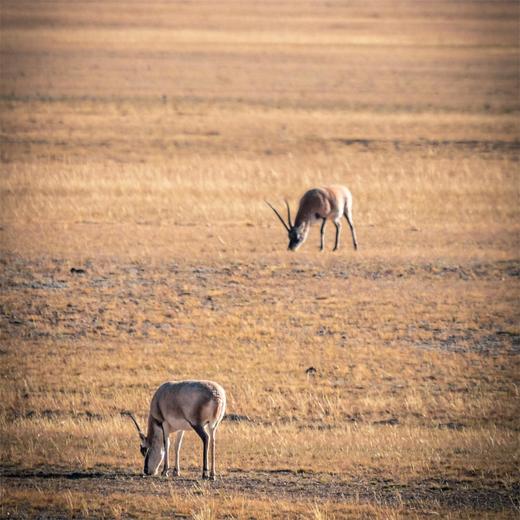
(2, 467, 518, 515)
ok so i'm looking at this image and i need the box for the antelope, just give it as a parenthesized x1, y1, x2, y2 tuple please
(123, 380, 226, 480)
(266, 184, 358, 252)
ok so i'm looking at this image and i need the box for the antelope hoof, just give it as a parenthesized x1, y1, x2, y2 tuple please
(202, 472, 210, 480)
(161, 469, 170, 477)
(172, 468, 180, 477)
(209, 473, 216, 481)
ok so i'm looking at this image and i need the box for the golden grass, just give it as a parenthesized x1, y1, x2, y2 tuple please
(1, 153, 518, 223)
(1, 0, 519, 518)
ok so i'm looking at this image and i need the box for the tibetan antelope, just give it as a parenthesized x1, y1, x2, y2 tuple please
(266, 184, 358, 252)
(123, 380, 226, 480)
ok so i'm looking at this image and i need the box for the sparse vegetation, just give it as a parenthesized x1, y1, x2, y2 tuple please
(1, 1, 519, 518)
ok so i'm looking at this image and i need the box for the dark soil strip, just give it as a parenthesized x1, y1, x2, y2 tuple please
(2, 468, 518, 512)
(331, 138, 520, 153)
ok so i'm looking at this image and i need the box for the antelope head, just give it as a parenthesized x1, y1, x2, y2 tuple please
(265, 200, 307, 251)
(122, 411, 164, 476)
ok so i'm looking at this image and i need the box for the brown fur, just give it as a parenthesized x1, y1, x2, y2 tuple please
(129, 380, 226, 479)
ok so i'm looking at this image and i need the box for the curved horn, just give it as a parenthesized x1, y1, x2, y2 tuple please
(121, 411, 144, 437)
(284, 200, 293, 228)
(265, 200, 290, 232)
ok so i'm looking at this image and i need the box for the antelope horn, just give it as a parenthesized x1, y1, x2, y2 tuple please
(265, 200, 290, 232)
(284, 199, 293, 228)
(121, 411, 144, 436)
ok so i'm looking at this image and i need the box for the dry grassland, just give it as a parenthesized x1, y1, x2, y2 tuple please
(1, 1, 519, 518)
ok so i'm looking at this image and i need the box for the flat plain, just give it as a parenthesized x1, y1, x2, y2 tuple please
(1, 1, 519, 518)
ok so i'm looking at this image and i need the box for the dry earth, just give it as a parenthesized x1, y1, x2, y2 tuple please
(1, 1, 519, 518)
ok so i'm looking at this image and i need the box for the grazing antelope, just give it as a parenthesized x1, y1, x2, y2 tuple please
(266, 184, 358, 252)
(123, 380, 226, 480)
